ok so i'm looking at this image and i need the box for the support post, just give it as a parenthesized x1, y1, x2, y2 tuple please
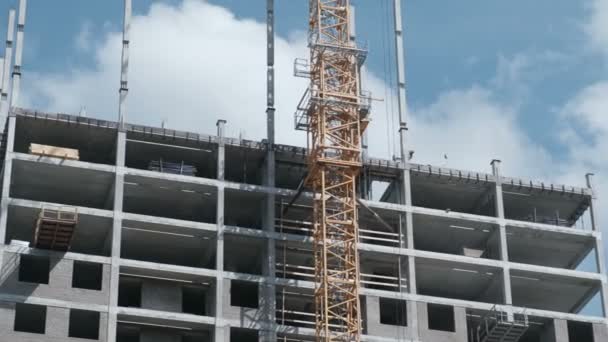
(492, 160, 514, 319)
(215, 119, 229, 341)
(263, 2, 277, 340)
(0, 8, 16, 283)
(9, 0, 26, 108)
(118, 0, 131, 128)
(392, 1, 419, 338)
(107, 3, 130, 340)
(106, 131, 125, 342)
(0, 9, 15, 118)
(586, 173, 608, 317)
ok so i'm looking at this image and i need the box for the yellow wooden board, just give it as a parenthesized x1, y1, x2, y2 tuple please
(29, 143, 80, 160)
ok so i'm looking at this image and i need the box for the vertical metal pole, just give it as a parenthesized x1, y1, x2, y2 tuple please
(264, 2, 277, 341)
(9, 0, 26, 108)
(392, 1, 419, 338)
(0, 9, 15, 118)
(118, 0, 131, 128)
(392, 0, 409, 161)
(266, 0, 275, 145)
(586, 173, 608, 317)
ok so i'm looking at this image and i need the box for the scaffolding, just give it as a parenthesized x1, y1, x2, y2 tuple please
(295, 1, 370, 340)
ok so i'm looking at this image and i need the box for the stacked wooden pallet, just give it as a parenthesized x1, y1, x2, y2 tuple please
(33, 207, 78, 251)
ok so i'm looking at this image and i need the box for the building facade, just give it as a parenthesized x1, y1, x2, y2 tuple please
(0, 108, 605, 342)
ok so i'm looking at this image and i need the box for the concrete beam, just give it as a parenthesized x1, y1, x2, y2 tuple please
(3, 244, 111, 264)
(0, 293, 109, 312)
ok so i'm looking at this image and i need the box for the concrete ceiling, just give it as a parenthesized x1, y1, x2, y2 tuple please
(506, 226, 594, 270)
(413, 214, 499, 259)
(416, 257, 503, 303)
(11, 159, 115, 210)
(510, 269, 599, 313)
(123, 175, 217, 224)
(121, 220, 216, 269)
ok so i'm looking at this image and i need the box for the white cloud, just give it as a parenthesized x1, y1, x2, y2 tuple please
(586, 0, 608, 56)
(23, 0, 309, 146)
(75, 20, 93, 52)
(21, 0, 547, 182)
(408, 86, 553, 177)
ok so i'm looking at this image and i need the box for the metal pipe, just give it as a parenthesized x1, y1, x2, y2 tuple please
(9, 0, 26, 108)
(0, 9, 16, 117)
(392, 0, 409, 161)
(118, 0, 132, 127)
(125, 138, 212, 152)
(266, 0, 275, 144)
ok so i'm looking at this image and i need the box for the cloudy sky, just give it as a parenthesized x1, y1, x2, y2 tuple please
(0, 0, 607, 312)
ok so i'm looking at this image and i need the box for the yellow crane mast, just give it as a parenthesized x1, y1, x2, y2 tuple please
(295, 0, 370, 340)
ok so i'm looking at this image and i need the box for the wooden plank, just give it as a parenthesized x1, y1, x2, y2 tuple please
(29, 143, 79, 160)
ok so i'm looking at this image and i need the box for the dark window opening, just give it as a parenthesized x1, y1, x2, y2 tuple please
(379, 298, 407, 326)
(118, 278, 142, 307)
(183, 285, 207, 316)
(69, 309, 100, 340)
(14, 303, 46, 334)
(230, 327, 258, 342)
(117, 326, 140, 342)
(230, 280, 258, 309)
(72, 261, 103, 290)
(568, 321, 594, 342)
(18, 254, 50, 284)
(428, 304, 455, 332)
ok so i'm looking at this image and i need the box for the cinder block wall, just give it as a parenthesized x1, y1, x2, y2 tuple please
(0, 303, 107, 342)
(0, 251, 110, 305)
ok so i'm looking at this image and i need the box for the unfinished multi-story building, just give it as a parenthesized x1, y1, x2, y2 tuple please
(1, 1, 608, 342)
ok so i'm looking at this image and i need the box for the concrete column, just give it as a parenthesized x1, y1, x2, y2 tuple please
(0, 9, 15, 118)
(491, 160, 514, 318)
(586, 173, 608, 317)
(107, 130, 126, 342)
(0, 115, 15, 281)
(215, 120, 228, 341)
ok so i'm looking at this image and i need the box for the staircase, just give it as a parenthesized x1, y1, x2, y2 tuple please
(476, 306, 529, 342)
(34, 206, 78, 251)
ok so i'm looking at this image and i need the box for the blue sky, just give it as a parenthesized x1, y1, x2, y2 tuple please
(1, 0, 608, 314)
(0, 0, 604, 166)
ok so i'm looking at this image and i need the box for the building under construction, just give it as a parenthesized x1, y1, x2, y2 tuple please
(1, 0, 608, 341)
